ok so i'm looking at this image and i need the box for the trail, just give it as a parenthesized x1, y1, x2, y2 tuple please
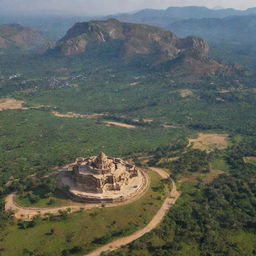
(5, 171, 149, 220)
(84, 168, 180, 256)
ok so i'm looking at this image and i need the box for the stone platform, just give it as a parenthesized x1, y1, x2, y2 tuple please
(59, 152, 148, 203)
(59, 170, 148, 203)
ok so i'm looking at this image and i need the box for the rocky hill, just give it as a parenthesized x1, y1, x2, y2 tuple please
(0, 24, 46, 51)
(53, 19, 226, 75)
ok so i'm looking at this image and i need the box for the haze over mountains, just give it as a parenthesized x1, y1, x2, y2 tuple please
(0, 0, 255, 15)
(112, 6, 256, 27)
(110, 6, 256, 67)
(0, 6, 256, 67)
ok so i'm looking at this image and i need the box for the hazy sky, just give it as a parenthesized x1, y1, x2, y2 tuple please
(0, 0, 256, 16)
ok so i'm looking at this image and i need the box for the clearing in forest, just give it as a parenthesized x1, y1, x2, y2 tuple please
(106, 121, 136, 129)
(51, 111, 105, 119)
(0, 98, 25, 111)
(243, 156, 256, 165)
(188, 133, 229, 152)
(179, 169, 224, 184)
(179, 89, 193, 98)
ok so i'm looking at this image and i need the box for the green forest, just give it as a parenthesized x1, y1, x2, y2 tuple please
(0, 17, 256, 255)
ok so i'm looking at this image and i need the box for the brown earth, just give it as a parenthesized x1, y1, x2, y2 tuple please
(0, 98, 25, 111)
(52, 111, 105, 119)
(188, 133, 229, 152)
(179, 89, 193, 98)
(243, 156, 256, 164)
(106, 121, 136, 129)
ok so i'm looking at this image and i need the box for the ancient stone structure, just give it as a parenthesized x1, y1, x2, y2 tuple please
(60, 152, 147, 203)
(72, 152, 139, 193)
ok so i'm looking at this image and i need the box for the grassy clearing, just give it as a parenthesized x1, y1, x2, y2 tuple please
(188, 133, 229, 152)
(179, 169, 224, 185)
(179, 89, 193, 98)
(228, 231, 256, 255)
(15, 187, 70, 208)
(1, 170, 168, 256)
(243, 156, 256, 165)
(15, 196, 69, 208)
(210, 158, 230, 172)
(178, 157, 229, 188)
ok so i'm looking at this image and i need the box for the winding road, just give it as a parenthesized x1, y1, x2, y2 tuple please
(84, 168, 180, 256)
(5, 170, 150, 220)
(5, 168, 180, 256)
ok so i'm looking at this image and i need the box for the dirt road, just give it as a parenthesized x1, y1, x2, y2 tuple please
(5, 193, 93, 219)
(5, 171, 149, 220)
(84, 168, 180, 256)
(150, 167, 170, 179)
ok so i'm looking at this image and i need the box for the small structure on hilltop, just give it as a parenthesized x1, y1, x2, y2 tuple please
(59, 152, 147, 203)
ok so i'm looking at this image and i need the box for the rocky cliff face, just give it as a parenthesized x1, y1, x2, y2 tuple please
(54, 19, 224, 75)
(0, 24, 46, 50)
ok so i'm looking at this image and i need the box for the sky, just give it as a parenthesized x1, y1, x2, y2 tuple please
(0, 0, 256, 16)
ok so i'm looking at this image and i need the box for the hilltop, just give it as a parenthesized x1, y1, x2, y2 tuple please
(0, 23, 47, 51)
(52, 18, 227, 76)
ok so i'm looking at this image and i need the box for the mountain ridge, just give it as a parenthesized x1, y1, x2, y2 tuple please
(110, 6, 256, 28)
(0, 23, 47, 51)
(52, 18, 229, 76)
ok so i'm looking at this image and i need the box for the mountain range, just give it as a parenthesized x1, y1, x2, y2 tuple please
(110, 6, 256, 67)
(112, 6, 256, 28)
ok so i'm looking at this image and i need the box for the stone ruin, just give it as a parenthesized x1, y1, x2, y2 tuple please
(73, 152, 139, 193)
(60, 152, 147, 203)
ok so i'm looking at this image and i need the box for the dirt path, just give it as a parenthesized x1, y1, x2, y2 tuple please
(150, 167, 170, 179)
(5, 171, 150, 220)
(5, 193, 90, 219)
(106, 121, 136, 129)
(84, 168, 180, 256)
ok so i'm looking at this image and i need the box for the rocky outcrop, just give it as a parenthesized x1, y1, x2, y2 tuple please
(53, 19, 225, 75)
(0, 24, 46, 50)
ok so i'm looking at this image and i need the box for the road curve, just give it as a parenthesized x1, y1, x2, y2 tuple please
(84, 167, 180, 256)
(5, 193, 93, 219)
(5, 170, 150, 220)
